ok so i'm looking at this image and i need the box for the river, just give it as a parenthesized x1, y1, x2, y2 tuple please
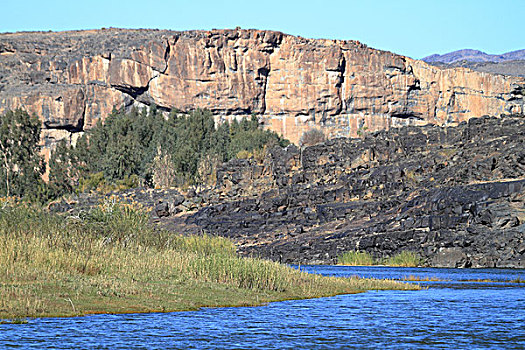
(1, 266, 524, 349)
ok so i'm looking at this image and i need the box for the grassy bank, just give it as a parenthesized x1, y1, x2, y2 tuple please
(0, 199, 418, 320)
(338, 250, 424, 267)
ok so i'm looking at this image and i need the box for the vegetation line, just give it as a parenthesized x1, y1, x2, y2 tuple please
(0, 200, 419, 320)
(338, 250, 424, 267)
(0, 108, 289, 202)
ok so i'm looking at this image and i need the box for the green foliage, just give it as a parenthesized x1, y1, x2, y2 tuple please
(338, 250, 424, 267)
(357, 126, 369, 137)
(0, 107, 288, 201)
(50, 108, 288, 194)
(84, 107, 162, 182)
(226, 116, 286, 159)
(338, 251, 375, 266)
(76, 172, 140, 194)
(0, 201, 418, 318)
(384, 251, 423, 267)
(48, 139, 74, 198)
(0, 109, 46, 201)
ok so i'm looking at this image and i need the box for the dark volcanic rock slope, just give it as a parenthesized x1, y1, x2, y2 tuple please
(185, 115, 525, 268)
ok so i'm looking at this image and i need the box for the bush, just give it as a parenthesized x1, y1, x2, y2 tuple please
(384, 251, 423, 267)
(299, 128, 326, 147)
(236, 150, 253, 159)
(338, 251, 375, 266)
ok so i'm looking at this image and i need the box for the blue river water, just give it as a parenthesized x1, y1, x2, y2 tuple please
(1, 266, 524, 349)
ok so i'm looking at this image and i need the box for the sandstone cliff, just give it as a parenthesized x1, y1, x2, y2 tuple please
(1, 28, 524, 151)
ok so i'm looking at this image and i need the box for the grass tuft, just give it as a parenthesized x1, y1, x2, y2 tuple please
(384, 251, 423, 267)
(402, 275, 446, 282)
(0, 318, 28, 324)
(337, 251, 375, 266)
(338, 250, 424, 267)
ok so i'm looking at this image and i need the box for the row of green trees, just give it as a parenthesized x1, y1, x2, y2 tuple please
(0, 108, 289, 202)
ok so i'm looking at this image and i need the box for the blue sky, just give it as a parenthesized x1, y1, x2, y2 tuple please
(2, 0, 523, 59)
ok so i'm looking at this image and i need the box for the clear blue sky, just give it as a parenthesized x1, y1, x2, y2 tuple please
(2, 0, 523, 59)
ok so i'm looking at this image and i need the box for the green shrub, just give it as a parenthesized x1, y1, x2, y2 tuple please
(0, 109, 46, 201)
(236, 150, 253, 159)
(338, 251, 375, 266)
(384, 251, 423, 267)
(48, 109, 289, 195)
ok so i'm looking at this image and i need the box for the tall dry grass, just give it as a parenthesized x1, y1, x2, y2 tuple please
(0, 198, 418, 318)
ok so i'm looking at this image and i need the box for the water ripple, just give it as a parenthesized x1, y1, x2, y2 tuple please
(2, 267, 524, 349)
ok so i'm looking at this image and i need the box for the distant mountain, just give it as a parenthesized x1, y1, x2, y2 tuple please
(423, 49, 525, 63)
(432, 60, 525, 78)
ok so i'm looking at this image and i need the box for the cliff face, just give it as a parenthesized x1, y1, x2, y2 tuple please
(1, 28, 524, 150)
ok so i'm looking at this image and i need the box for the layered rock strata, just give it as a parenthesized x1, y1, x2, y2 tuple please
(186, 115, 525, 267)
(56, 115, 525, 268)
(1, 28, 524, 150)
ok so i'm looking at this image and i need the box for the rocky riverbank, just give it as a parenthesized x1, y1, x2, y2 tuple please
(53, 115, 525, 268)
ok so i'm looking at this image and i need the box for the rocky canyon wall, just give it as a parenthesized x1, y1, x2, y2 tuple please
(1, 28, 524, 152)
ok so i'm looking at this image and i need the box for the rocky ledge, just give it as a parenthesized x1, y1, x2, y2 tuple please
(55, 115, 525, 268)
(1, 28, 524, 152)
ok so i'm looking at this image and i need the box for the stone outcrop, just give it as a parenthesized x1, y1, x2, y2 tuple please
(184, 115, 524, 268)
(1, 28, 524, 148)
(54, 115, 525, 268)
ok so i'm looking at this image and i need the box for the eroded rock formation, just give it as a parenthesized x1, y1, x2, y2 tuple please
(1, 28, 524, 150)
(54, 115, 525, 268)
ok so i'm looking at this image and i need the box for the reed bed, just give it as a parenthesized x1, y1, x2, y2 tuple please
(0, 199, 419, 319)
(337, 251, 375, 266)
(459, 278, 524, 283)
(384, 251, 424, 267)
(338, 250, 424, 267)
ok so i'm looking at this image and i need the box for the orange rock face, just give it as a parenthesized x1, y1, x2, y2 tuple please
(0, 28, 523, 147)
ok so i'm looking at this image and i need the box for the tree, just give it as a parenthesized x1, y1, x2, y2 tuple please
(228, 115, 288, 158)
(48, 139, 75, 198)
(47, 108, 290, 193)
(0, 109, 45, 200)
